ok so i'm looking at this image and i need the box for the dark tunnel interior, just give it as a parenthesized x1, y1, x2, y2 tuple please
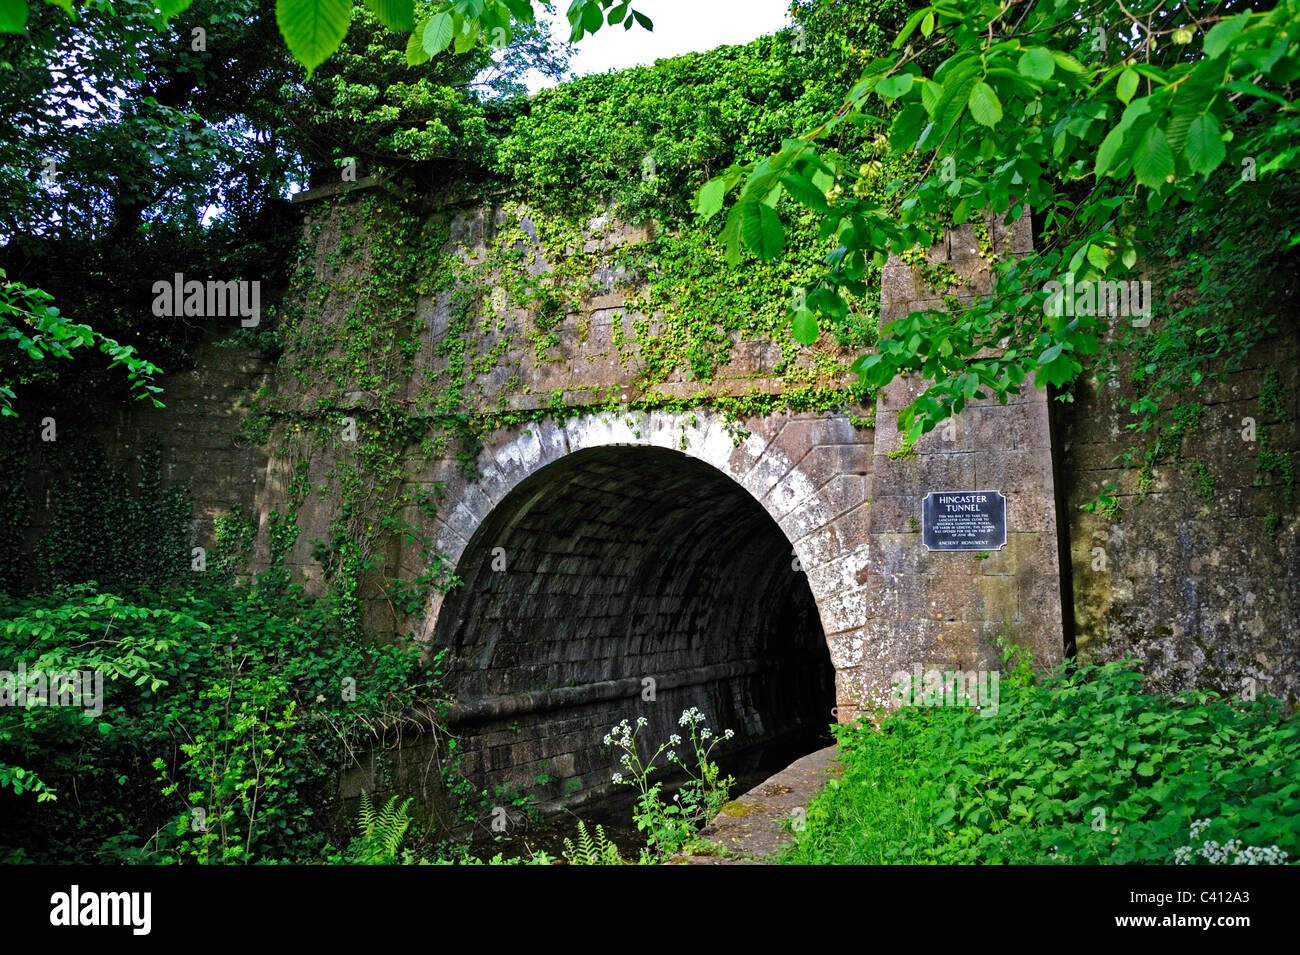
(432, 444, 837, 811)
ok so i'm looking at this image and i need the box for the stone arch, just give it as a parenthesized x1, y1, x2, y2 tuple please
(416, 409, 873, 802)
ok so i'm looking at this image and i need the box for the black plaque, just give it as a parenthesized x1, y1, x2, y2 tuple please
(922, 490, 1007, 551)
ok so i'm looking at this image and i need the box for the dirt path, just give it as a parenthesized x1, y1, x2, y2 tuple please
(673, 746, 840, 865)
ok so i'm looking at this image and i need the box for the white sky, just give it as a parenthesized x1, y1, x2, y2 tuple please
(528, 0, 796, 90)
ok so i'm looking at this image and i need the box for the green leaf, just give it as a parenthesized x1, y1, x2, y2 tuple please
(937, 71, 979, 136)
(1095, 99, 1153, 178)
(741, 201, 785, 260)
(892, 5, 930, 49)
(1133, 124, 1174, 189)
(919, 77, 942, 115)
(406, 22, 431, 65)
(696, 178, 726, 220)
(1050, 51, 1086, 74)
(1037, 343, 1063, 364)
(1222, 79, 1291, 108)
(0, 0, 27, 31)
(1038, 353, 1077, 388)
(155, 0, 194, 17)
(503, 0, 534, 22)
(364, 0, 413, 33)
(422, 11, 454, 56)
(1203, 11, 1251, 59)
(780, 173, 829, 213)
(1117, 68, 1139, 105)
(967, 81, 1002, 127)
(1017, 48, 1054, 81)
(889, 103, 927, 151)
(276, 0, 352, 76)
(875, 73, 914, 99)
(721, 206, 743, 266)
(1086, 244, 1108, 269)
(1185, 114, 1225, 175)
(791, 310, 818, 345)
(43, 0, 75, 16)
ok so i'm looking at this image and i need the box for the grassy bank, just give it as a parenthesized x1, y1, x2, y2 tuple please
(782, 653, 1299, 865)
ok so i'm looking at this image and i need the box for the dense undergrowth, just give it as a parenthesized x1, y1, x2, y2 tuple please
(782, 652, 1300, 865)
(0, 575, 445, 864)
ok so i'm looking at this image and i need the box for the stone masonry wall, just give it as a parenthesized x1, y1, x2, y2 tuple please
(835, 216, 1067, 721)
(1061, 324, 1299, 703)
(16, 340, 275, 587)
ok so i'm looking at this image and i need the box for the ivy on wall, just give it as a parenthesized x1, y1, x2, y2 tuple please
(35, 440, 192, 594)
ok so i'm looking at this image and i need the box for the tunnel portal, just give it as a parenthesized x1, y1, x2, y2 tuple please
(432, 444, 838, 809)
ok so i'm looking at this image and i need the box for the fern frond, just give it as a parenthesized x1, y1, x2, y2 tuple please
(563, 820, 622, 865)
(354, 790, 413, 864)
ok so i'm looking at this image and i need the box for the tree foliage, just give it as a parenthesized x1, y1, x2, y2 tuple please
(10, 0, 1286, 452)
(0, 0, 567, 409)
(704, 0, 1299, 443)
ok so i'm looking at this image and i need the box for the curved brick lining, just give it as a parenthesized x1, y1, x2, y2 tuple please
(428, 441, 839, 801)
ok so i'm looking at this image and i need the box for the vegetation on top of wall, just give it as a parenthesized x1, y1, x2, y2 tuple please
(271, 3, 917, 454)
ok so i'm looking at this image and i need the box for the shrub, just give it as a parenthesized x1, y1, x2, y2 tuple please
(784, 658, 1300, 865)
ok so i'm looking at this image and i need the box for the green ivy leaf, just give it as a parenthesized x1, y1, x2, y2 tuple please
(276, 0, 352, 76)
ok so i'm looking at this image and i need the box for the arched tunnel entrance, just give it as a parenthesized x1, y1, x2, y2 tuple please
(432, 444, 837, 815)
